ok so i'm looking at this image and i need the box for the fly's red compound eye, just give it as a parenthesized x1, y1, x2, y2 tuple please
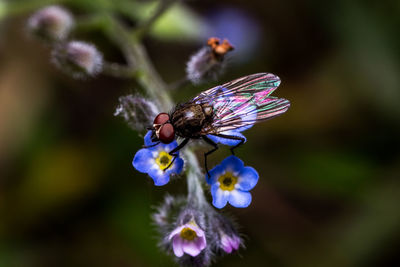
(153, 113, 170, 125)
(159, 123, 175, 144)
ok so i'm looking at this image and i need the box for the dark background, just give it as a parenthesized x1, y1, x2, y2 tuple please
(1, 0, 400, 266)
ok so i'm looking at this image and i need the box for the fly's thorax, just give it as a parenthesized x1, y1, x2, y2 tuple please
(171, 104, 211, 138)
(201, 104, 213, 117)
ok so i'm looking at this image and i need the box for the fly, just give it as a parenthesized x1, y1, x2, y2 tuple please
(146, 73, 290, 177)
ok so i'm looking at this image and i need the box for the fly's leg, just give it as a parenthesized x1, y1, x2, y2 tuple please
(142, 129, 160, 148)
(213, 134, 245, 155)
(202, 136, 219, 179)
(164, 138, 190, 171)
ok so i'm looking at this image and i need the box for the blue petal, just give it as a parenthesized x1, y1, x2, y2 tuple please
(162, 141, 179, 154)
(150, 154, 184, 186)
(228, 190, 252, 208)
(144, 130, 158, 146)
(168, 157, 184, 175)
(211, 184, 228, 209)
(207, 164, 225, 185)
(220, 155, 244, 174)
(132, 149, 154, 173)
(207, 131, 247, 146)
(148, 168, 170, 186)
(237, 166, 259, 191)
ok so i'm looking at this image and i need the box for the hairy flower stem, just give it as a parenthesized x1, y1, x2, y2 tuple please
(102, 62, 137, 79)
(185, 152, 209, 209)
(106, 16, 209, 208)
(130, 36, 209, 209)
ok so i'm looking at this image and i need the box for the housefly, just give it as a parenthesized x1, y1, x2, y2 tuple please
(147, 73, 290, 176)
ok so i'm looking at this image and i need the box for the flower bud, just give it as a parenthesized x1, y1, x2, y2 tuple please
(220, 232, 240, 254)
(27, 5, 74, 42)
(186, 37, 234, 85)
(208, 213, 242, 254)
(207, 37, 234, 60)
(114, 95, 159, 131)
(52, 41, 103, 79)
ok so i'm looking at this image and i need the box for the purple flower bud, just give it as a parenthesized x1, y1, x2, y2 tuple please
(169, 220, 207, 257)
(52, 41, 103, 79)
(208, 212, 243, 254)
(114, 95, 159, 131)
(220, 233, 240, 254)
(27, 5, 74, 42)
(186, 37, 234, 85)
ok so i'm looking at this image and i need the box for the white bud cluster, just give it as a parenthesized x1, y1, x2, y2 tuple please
(52, 41, 103, 79)
(27, 5, 74, 42)
(114, 95, 159, 131)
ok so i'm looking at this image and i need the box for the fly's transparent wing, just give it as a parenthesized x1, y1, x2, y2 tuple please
(192, 73, 290, 135)
(208, 97, 290, 133)
(193, 72, 281, 103)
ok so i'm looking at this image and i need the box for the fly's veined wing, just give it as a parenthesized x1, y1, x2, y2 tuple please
(193, 73, 281, 103)
(193, 73, 290, 134)
(208, 96, 290, 133)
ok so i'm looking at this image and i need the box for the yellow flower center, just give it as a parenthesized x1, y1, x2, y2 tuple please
(155, 151, 173, 170)
(218, 172, 238, 191)
(180, 227, 197, 241)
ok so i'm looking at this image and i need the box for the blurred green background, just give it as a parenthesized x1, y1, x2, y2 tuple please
(1, 0, 400, 266)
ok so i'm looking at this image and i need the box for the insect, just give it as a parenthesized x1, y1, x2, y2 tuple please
(147, 73, 290, 176)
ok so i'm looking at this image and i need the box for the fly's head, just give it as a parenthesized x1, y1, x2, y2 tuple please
(150, 113, 175, 144)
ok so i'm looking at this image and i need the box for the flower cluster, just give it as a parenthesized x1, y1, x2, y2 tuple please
(132, 129, 259, 265)
(132, 132, 259, 208)
(153, 195, 242, 266)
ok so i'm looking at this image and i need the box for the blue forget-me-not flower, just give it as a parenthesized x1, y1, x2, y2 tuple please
(133, 131, 184, 186)
(207, 155, 259, 208)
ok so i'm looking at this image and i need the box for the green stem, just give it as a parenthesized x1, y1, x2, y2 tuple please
(102, 62, 136, 79)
